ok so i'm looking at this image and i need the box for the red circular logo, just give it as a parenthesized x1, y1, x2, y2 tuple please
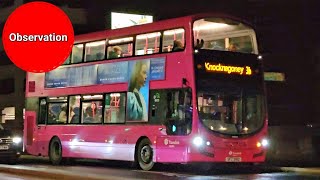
(2, 1, 74, 73)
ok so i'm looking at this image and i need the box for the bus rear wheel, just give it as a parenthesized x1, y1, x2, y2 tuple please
(49, 137, 63, 165)
(137, 138, 154, 171)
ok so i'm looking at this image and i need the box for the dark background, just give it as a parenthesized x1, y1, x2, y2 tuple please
(1, 0, 319, 126)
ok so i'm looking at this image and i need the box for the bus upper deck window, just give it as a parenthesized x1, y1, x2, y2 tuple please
(135, 32, 161, 55)
(71, 44, 84, 64)
(107, 37, 133, 59)
(108, 46, 122, 59)
(85, 40, 106, 62)
(193, 17, 256, 54)
(163, 28, 185, 52)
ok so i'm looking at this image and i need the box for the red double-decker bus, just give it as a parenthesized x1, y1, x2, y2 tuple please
(24, 13, 268, 170)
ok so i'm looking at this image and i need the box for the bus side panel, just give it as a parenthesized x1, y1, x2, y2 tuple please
(155, 136, 189, 163)
(55, 125, 134, 161)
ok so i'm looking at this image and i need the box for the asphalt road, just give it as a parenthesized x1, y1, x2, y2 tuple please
(0, 172, 50, 180)
(0, 155, 319, 180)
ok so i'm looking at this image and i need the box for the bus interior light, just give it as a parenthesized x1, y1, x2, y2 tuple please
(86, 41, 105, 47)
(193, 23, 229, 31)
(219, 126, 227, 131)
(108, 37, 133, 44)
(136, 32, 161, 40)
(164, 29, 184, 35)
(75, 44, 83, 48)
(83, 95, 103, 100)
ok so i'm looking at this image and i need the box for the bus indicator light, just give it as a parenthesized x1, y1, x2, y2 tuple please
(256, 142, 262, 148)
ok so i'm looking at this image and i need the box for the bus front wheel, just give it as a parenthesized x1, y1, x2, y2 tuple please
(137, 138, 154, 171)
(49, 137, 63, 165)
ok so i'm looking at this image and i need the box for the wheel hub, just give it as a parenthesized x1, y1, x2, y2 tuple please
(140, 145, 151, 163)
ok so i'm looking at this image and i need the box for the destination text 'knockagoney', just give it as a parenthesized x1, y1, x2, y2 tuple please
(204, 62, 252, 75)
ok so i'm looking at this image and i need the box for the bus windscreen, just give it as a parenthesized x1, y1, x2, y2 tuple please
(194, 49, 265, 136)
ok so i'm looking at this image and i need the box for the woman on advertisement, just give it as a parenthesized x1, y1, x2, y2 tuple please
(127, 60, 150, 121)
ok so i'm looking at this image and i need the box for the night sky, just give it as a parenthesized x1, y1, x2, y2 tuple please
(1, 0, 319, 125)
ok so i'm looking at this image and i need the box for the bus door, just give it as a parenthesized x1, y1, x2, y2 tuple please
(153, 89, 192, 163)
(34, 98, 48, 155)
(24, 111, 37, 154)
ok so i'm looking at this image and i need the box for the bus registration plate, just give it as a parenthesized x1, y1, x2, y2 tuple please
(225, 157, 242, 162)
(0, 145, 9, 150)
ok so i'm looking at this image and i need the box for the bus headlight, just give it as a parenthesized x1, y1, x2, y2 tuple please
(257, 138, 269, 148)
(193, 136, 204, 146)
(13, 137, 22, 144)
(261, 139, 269, 147)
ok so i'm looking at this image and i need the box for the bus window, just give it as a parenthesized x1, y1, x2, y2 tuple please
(107, 37, 133, 59)
(38, 98, 47, 125)
(193, 17, 256, 54)
(149, 89, 192, 134)
(228, 36, 254, 53)
(149, 90, 167, 125)
(63, 54, 71, 65)
(47, 102, 67, 124)
(71, 44, 84, 63)
(162, 28, 185, 52)
(84, 40, 106, 62)
(165, 89, 192, 135)
(135, 32, 161, 55)
(104, 93, 126, 124)
(69, 95, 81, 124)
(81, 95, 103, 124)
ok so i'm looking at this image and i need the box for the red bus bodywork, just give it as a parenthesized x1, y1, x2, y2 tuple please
(24, 13, 268, 168)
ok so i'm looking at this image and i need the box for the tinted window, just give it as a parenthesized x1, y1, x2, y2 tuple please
(38, 98, 47, 125)
(149, 89, 192, 135)
(69, 95, 81, 124)
(135, 32, 161, 55)
(104, 93, 126, 123)
(71, 44, 84, 63)
(85, 40, 106, 62)
(48, 102, 67, 124)
(81, 95, 103, 124)
(162, 28, 185, 52)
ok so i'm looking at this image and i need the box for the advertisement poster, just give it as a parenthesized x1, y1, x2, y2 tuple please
(45, 58, 165, 89)
(126, 60, 150, 121)
(150, 57, 166, 80)
(97, 61, 128, 84)
(45, 68, 67, 88)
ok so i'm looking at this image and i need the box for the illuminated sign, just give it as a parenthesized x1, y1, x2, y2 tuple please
(204, 62, 252, 75)
(111, 12, 153, 29)
(264, 72, 285, 82)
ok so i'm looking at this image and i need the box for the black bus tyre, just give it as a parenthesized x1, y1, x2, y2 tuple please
(137, 138, 154, 171)
(49, 137, 63, 165)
